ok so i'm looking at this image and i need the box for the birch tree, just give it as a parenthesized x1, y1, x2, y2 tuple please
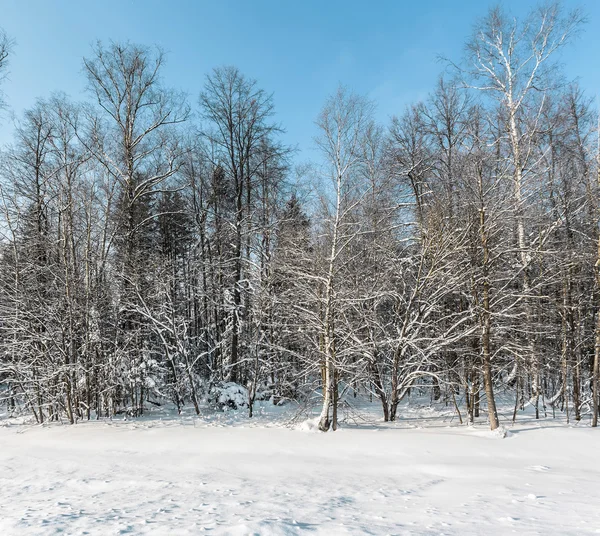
(314, 87, 374, 431)
(462, 3, 584, 419)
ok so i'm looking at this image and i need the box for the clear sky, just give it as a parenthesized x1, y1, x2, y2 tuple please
(1, 0, 598, 164)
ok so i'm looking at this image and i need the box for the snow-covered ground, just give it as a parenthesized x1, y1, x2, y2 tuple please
(1, 403, 600, 535)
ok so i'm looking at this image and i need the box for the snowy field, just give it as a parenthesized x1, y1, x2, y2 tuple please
(1, 404, 600, 535)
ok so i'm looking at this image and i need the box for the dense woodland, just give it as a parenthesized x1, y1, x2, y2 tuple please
(0, 3, 598, 431)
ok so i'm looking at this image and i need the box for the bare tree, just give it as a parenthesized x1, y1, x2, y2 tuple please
(83, 41, 189, 416)
(0, 29, 14, 110)
(199, 66, 281, 384)
(461, 3, 585, 420)
(314, 86, 374, 431)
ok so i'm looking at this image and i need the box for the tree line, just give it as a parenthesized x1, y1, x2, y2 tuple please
(0, 3, 598, 431)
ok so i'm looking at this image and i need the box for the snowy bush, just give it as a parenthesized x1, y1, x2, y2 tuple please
(208, 382, 248, 411)
(253, 384, 273, 402)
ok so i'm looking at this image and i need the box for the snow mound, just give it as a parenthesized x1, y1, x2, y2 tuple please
(469, 425, 510, 439)
(208, 382, 248, 411)
(490, 425, 509, 439)
(295, 417, 322, 432)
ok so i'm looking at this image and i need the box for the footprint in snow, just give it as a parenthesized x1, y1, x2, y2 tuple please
(529, 465, 551, 472)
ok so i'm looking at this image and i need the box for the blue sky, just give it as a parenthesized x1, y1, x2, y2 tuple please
(1, 0, 598, 164)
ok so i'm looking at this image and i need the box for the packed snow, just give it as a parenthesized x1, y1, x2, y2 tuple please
(1, 402, 599, 535)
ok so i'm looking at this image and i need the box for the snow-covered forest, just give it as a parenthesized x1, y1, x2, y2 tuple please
(3, 2, 600, 535)
(0, 2, 599, 435)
